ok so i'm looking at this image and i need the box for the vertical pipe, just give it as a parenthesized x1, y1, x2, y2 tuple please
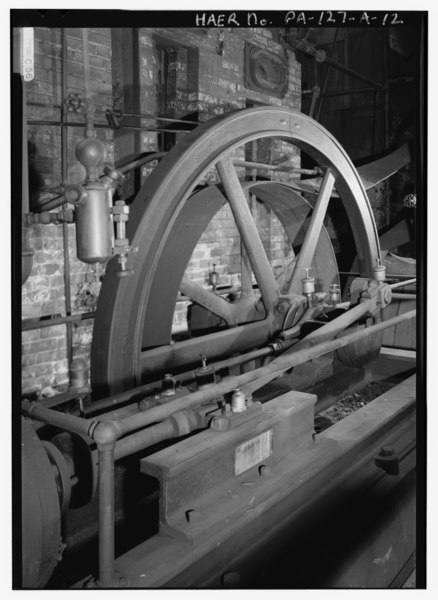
(383, 29, 391, 226)
(315, 28, 339, 122)
(61, 28, 73, 370)
(98, 445, 115, 587)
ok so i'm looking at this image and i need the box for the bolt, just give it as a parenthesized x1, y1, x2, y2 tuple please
(185, 509, 201, 523)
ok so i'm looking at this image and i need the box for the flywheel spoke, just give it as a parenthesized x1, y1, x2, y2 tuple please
(287, 168, 336, 294)
(216, 155, 279, 310)
(180, 277, 235, 325)
(240, 244, 254, 297)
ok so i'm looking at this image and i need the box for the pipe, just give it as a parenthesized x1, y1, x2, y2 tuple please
(232, 159, 319, 176)
(391, 293, 416, 301)
(320, 87, 375, 98)
(33, 153, 167, 214)
(116, 309, 416, 435)
(286, 35, 386, 92)
(21, 399, 93, 438)
(22, 310, 96, 331)
(28, 119, 193, 134)
(114, 420, 175, 461)
(389, 278, 416, 290)
(315, 28, 339, 121)
(118, 152, 166, 174)
(61, 28, 73, 373)
(97, 445, 115, 587)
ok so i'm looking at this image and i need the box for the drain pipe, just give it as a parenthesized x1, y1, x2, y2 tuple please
(60, 28, 73, 370)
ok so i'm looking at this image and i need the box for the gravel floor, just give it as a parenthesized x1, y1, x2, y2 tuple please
(314, 380, 393, 433)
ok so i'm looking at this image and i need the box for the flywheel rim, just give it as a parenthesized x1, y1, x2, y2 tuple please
(92, 107, 381, 396)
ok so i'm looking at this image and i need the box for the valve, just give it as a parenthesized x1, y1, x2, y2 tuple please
(372, 258, 386, 283)
(195, 354, 216, 389)
(231, 388, 246, 413)
(208, 263, 219, 292)
(302, 268, 315, 306)
(161, 373, 176, 397)
(329, 283, 340, 307)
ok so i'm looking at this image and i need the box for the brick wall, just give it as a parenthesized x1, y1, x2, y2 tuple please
(137, 28, 301, 332)
(21, 27, 302, 394)
(22, 27, 113, 394)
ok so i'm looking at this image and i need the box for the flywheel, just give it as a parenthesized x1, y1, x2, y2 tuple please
(91, 107, 380, 397)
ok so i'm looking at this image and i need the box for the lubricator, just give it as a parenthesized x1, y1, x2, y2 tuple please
(64, 136, 131, 273)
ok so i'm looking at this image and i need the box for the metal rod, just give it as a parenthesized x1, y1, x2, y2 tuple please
(292, 300, 372, 351)
(27, 101, 201, 127)
(339, 271, 415, 281)
(118, 152, 166, 174)
(232, 159, 319, 176)
(97, 445, 115, 587)
(116, 309, 416, 436)
(27, 119, 193, 134)
(61, 28, 73, 374)
(22, 311, 96, 331)
(389, 278, 416, 290)
(315, 28, 339, 121)
(121, 111, 201, 126)
(391, 293, 416, 301)
(321, 87, 376, 98)
(31, 152, 167, 214)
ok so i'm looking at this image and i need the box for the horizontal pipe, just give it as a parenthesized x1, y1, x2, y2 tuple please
(339, 271, 415, 280)
(117, 152, 166, 174)
(232, 159, 319, 176)
(321, 87, 375, 98)
(26, 101, 201, 126)
(32, 153, 167, 214)
(389, 278, 416, 290)
(120, 111, 201, 126)
(116, 309, 416, 436)
(391, 293, 416, 301)
(114, 420, 176, 460)
(21, 399, 93, 438)
(22, 311, 96, 331)
(27, 119, 193, 134)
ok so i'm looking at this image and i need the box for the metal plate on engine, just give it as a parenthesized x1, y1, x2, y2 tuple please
(235, 429, 273, 476)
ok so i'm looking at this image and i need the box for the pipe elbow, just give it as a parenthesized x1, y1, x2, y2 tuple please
(90, 419, 123, 447)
